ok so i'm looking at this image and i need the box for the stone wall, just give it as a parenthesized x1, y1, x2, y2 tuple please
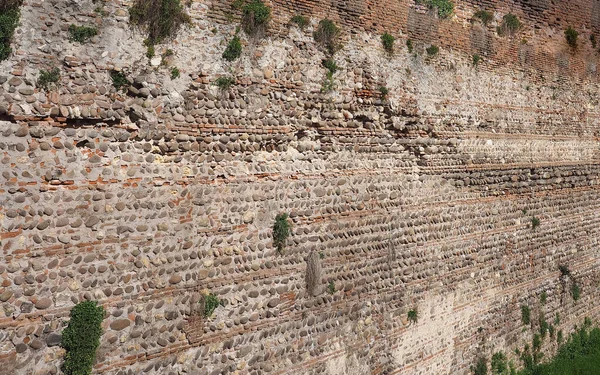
(2, 0, 600, 374)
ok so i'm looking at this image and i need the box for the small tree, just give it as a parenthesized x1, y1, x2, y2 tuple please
(61, 301, 105, 375)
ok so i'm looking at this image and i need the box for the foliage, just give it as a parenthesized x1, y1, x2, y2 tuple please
(273, 213, 291, 254)
(379, 86, 389, 99)
(321, 74, 335, 93)
(491, 352, 509, 375)
(530, 216, 540, 231)
(472, 54, 481, 66)
(417, 0, 454, 19)
(426, 44, 439, 56)
(68, 24, 98, 43)
(381, 32, 394, 53)
(313, 19, 341, 55)
(532, 333, 542, 352)
(407, 308, 418, 324)
(591, 34, 597, 48)
(241, 0, 270, 37)
(571, 283, 581, 301)
(170, 66, 180, 79)
(61, 301, 104, 375)
(322, 58, 338, 74)
(319, 251, 325, 259)
(0, 2, 21, 61)
(129, 0, 190, 44)
(146, 44, 155, 58)
(539, 315, 549, 338)
(38, 67, 60, 90)
(540, 291, 547, 304)
(110, 70, 129, 91)
(473, 357, 488, 375)
(202, 293, 220, 317)
(558, 265, 570, 277)
(521, 304, 531, 325)
(497, 13, 520, 36)
(406, 39, 413, 53)
(564, 26, 578, 48)
(222, 35, 242, 61)
(213, 76, 235, 91)
(290, 15, 309, 30)
(473, 10, 493, 26)
(327, 281, 335, 294)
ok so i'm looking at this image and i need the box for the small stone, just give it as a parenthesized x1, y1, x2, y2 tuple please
(46, 333, 62, 347)
(110, 319, 130, 331)
(169, 275, 182, 284)
(34, 298, 52, 310)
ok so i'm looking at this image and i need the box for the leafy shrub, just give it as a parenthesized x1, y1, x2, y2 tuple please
(417, 0, 454, 19)
(565, 26, 578, 48)
(146, 44, 155, 58)
(497, 13, 520, 36)
(213, 76, 235, 91)
(379, 86, 389, 99)
(472, 54, 481, 66)
(38, 67, 60, 90)
(539, 315, 549, 338)
(327, 281, 335, 294)
(491, 352, 508, 375)
(202, 293, 220, 317)
(426, 44, 439, 56)
(407, 308, 418, 324)
(241, 0, 270, 37)
(273, 213, 291, 253)
(540, 291, 547, 304)
(406, 39, 413, 53)
(170, 66, 180, 79)
(290, 15, 309, 30)
(110, 70, 129, 91)
(472, 357, 488, 375)
(322, 58, 338, 74)
(61, 301, 104, 375)
(68, 24, 98, 43)
(129, 0, 190, 44)
(319, 251, 325, 259)
(473, 10, 493, 26)
(521, 304, 531, 325)
(0, 1, 21, 61)
(531, 216, 540, 230)
(313, 19, 341, 55)
(571, 283, 581, 301)
(222, 35, 242, 61)
(381, 32, 394, 53)
(559, 265, 571, 277)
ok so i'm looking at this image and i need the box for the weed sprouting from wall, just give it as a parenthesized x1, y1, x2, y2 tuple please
(273, 213, 291, 254)
(129, 0, 190, 44)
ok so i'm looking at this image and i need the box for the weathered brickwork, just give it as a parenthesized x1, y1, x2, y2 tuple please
(2, 0, 600, 374)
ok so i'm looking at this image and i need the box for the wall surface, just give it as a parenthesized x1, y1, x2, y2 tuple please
(2, 0, 600, 374)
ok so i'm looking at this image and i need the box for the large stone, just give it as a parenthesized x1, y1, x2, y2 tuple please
(110, 319, 131, 331)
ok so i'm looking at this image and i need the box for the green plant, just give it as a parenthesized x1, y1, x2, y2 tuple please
(319, 251, 325, 259)
(241, 0, 270, 37)
(146, 44, 155, 58)
(497, 13, 520, 36)
(327, 281, 335, 294)
(532, 334, 541, 353)
(426, 44, 439, 57)
(565, 26, 578, 48)
(473, 10, 493, 26)
(554, 313, 560, 325)
(68, 24, 98, 43)
(222, 35, 242, 61)
(531, 216, 540, 230)
(61, 301, 104, 375)
(549, 324, 555, 338)
(290, 15, 309, 30)
(559, 265, 570, 277)
(473, 357, 488, 375)
(203, 293, 220, 317)
(417, 0, 454, 19)
(322, 58, 338, 74)
(213, 76, 235, 91)
(571, 283, 581, 301)
(472, 54, 481, 66)
(406, 39, 413, 53)
(381, 32, 394, 53)
(313, 19, 341, 55)
(129, 0, 190, 44)
(38, 67, 60, 90)
(540, 315, 549, 338)
(379, 86, 389, 99)
(273, 213, 291, 254)
(591, 34, 597, 48)
(163, 48, 174, 57)
(491, 352, 508, 375)
(407, 308, 418, 324)
(557, 329, 563, 344)
(110, 70, 129, 91)
(0, 3, 20, 61)
(94, 6, 108, 16)
(321, 74, 335, 93)
(170, 66, 180, 79)
(540, 291, 547, 304)
(521, 304, 531, 325)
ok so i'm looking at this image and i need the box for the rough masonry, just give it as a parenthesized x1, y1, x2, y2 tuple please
(2, 0, 600, 374)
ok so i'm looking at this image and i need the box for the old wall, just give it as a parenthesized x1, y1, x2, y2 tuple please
(2, 0, 600, 374)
